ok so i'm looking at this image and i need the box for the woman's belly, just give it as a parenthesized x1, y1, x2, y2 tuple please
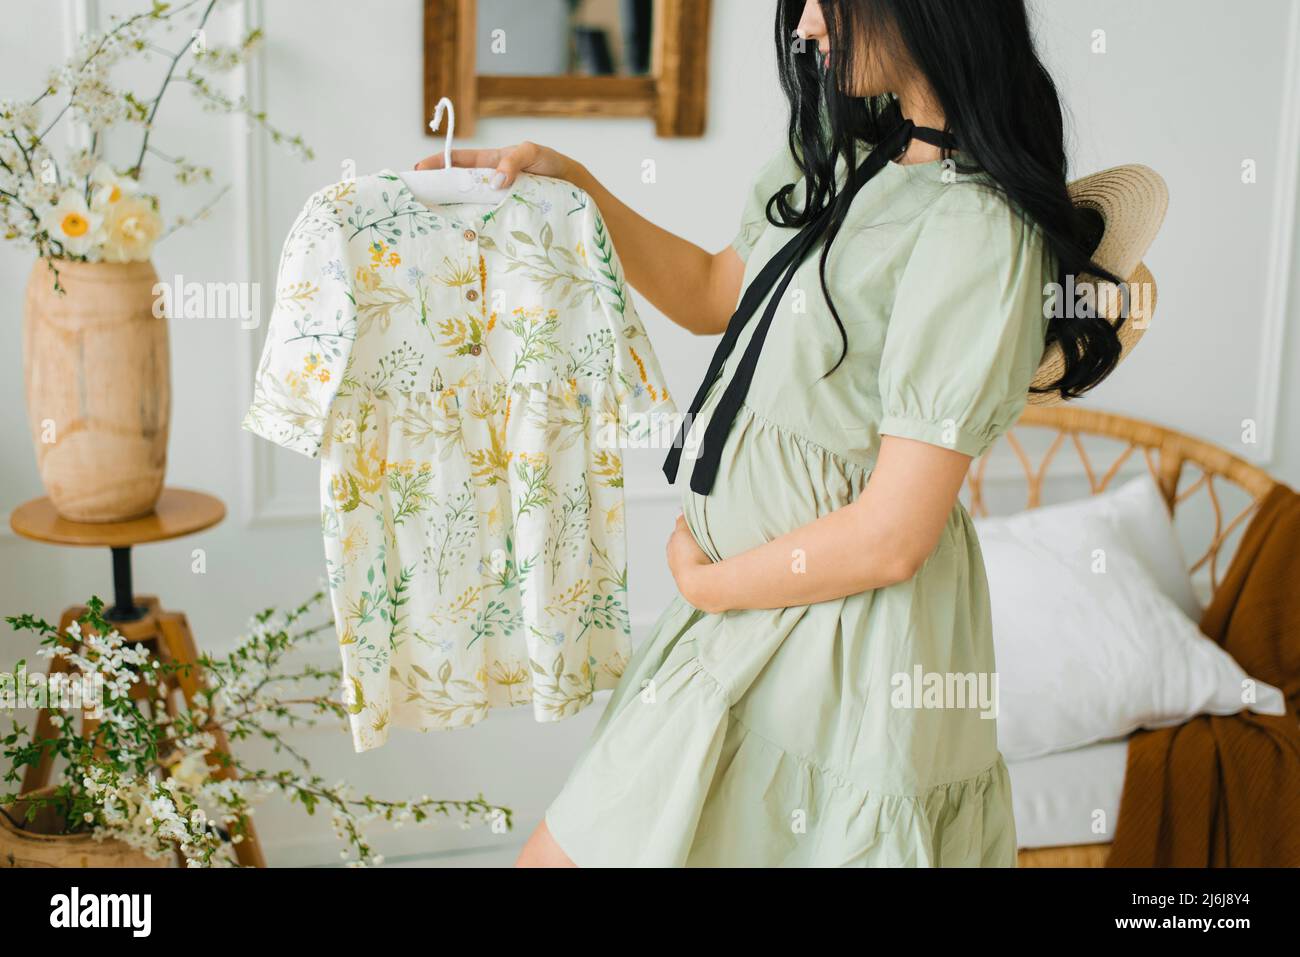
(679, 401, 870, 562)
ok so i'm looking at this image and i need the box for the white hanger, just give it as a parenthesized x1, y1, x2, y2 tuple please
(398, 97, 511, 207)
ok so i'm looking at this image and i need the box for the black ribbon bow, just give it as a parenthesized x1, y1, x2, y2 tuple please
(661, 118, 959, 496)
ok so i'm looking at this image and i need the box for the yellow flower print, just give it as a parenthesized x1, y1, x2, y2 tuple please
(510, 305, 559, 327)
(489, 659, 530, 705)
(468, 417, 514, 486)
(354, 264, 382, 291)
(321, 180, 355, 212)
(436, 256, 478, 287)
(285, 352, 330, 397)
(428, 586, 481, 628)
(276, 280, 318, 311)
(464, 382, 506, 421)
(544, 579, 590, 618)
(329, 472, 362, 512)
(349, 439, 386, 494)
(340, 524, 367, 561)
(381, 458, 424, 476)
(628, 345, 660, 403)
(345, 676, 366, 714)
(591, 449, 624, 488)
(438, 315, 487, 358)
(556, 380, 582, 414)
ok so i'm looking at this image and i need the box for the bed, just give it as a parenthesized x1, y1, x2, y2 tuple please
(965, 405, 1279, 868)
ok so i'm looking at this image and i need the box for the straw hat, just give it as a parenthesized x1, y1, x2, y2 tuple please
(1027, 164, 1169, 406)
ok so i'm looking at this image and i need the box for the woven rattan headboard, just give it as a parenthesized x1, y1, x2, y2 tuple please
(965, 406, 1278, 596)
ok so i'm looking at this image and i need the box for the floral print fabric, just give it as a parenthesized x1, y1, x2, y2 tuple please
(243, 170, 675, 752)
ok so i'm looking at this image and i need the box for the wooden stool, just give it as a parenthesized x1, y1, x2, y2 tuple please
(9, 488, 266, 868)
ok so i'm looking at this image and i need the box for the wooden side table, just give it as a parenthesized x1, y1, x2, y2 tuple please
(8, 488, 266, 868)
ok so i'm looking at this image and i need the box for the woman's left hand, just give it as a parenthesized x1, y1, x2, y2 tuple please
(667, 514, 722, 613)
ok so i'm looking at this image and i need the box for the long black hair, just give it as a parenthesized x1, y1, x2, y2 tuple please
(772, 0, 1123, 400)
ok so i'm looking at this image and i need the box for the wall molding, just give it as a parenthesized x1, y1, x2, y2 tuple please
(231, 0, 307, 527)
(1253, 0, 1300, 467)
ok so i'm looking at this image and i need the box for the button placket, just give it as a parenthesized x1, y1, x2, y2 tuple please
(466, 221, 485, 357)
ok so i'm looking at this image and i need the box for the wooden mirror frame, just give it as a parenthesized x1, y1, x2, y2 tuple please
(424, 0, 711, 138)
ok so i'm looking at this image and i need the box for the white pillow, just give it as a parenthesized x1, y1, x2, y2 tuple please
(975, 473, 1286, 762)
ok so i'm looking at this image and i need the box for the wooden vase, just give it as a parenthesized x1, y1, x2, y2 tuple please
(23, 259, 170, 523)
(0, 789, 171, 868)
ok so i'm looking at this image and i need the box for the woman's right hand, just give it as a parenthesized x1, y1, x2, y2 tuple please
(414, 140, 739, 336)
(413, 141, 584, 191)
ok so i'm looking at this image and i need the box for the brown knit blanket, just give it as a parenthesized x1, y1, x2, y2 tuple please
(1108, 482, 1300, 866)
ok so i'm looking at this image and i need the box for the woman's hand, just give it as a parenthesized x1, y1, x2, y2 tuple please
(415, 141, 740, 337)
(667, 514, 723, 613)
(413, 141, 585, 191)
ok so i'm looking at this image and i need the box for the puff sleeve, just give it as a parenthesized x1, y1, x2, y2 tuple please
(877, 191, 1053, 459)
(730, 144, 804, 264)
(241, 186, 357, 459)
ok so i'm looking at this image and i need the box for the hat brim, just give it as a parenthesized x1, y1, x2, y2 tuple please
(1026, 164, 1168, 406)
(1028, 261, 1157, 406)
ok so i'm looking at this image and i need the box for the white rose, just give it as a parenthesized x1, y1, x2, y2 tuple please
(100, 195, 162, 263)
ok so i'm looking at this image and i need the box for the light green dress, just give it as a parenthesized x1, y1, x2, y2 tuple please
(544, 144, 1053, 867)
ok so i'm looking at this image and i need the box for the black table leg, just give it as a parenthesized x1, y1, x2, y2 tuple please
(107, 546, 145, 622)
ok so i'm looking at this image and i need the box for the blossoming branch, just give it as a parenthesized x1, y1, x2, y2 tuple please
(0, 0, 311, 273)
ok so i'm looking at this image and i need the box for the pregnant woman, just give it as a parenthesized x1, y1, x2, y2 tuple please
(419, 0, 1124, 866)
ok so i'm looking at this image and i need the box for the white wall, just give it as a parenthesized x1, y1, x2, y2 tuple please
(1, 0, 1297, 866)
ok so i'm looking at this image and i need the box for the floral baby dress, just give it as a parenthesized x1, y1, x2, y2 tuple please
(243, 170, 676, 752)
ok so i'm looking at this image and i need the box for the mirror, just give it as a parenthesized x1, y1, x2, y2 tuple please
(424, 0, 711, 138)
(477, 0, 656, 77)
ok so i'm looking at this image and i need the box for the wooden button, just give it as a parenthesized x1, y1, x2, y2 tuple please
(466, 289, 479, 302)
(463, 228, 477, 242)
